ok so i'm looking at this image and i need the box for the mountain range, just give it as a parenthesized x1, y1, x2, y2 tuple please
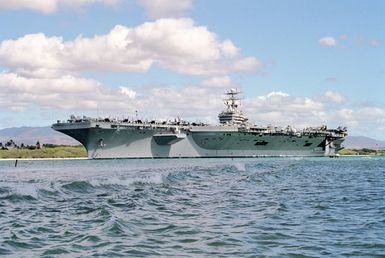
(0, 126, 78, 145)
(0, 126, 384, 149)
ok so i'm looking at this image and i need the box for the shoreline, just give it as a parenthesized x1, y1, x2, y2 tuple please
(338, 154, 384, 157)
(0, 157, 88, 161)
(1, 155, 383, 161)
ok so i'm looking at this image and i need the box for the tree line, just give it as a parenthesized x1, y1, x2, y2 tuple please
(0, 139, 41, 150)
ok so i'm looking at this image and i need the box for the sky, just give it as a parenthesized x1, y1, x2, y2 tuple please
(0, 0, 384, 139)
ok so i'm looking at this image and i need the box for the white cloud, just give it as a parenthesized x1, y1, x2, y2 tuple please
(0, 72, 334, 126)
(0, 72, 225, 122)
(333, 105, 385, 135)
(0, 0, 119, 14)
(335, 108, 354, 120)
(322, 91, 346, 104)
(0, 0, 57, 14)
(220, 40, 240, 58)
(245, 92, 326, 127)
(319, 36, 337, 47)
(0, 72, 102, 110)
(356, 106, 385, 119)
(201, 76, 232, 87)
(137, 0, 193, 19)
(119, 86, 137, 99)
(0, 33, 68, 78)
(137, 86, 223, 119)
(0, 72, 149, 113)
(0, 72, 99, 94)
(2, 71, 385, 138)
(260, 91, 289, 100)
(0, 18, 261, 77)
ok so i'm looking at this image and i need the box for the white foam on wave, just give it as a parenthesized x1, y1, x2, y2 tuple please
(39, 181, 66, 196)
(103, 215, 129, 232)
(89, 172, 165, 187)
(133, 173, 164, 185)
(233, 162, 246, 172)
(13, 183, 39, 198)
(104, 216, 117, 228)
(89, 178, 103, 187)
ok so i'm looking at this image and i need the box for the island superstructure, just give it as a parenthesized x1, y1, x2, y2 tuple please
(52, 89, 347, 159)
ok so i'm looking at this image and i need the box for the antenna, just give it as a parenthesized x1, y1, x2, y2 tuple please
(223, 88, 242, 111)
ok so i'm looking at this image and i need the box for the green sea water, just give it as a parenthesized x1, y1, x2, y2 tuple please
(0, 157, 384, 257)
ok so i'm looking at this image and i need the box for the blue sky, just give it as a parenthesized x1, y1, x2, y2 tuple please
(0, 0, 384, 139)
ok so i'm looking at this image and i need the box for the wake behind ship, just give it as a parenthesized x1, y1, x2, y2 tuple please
(52, 89, 347, 159)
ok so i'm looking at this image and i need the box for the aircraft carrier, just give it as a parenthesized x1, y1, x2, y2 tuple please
(52, 89, 347, 159)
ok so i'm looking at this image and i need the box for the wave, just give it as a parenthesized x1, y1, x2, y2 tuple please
(0, 184, 39, 202)
(61, 180, 95, 193)
(90, 173, 165, 188)
(233, 162, 246, 172)
(3, 193, 37, 202)
(0, 172, 167, 202)
(103, 216, 142, 236)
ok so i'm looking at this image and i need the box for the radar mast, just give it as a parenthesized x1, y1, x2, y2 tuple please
(218, 88, 248, 125)
(224, 88, 242, 111)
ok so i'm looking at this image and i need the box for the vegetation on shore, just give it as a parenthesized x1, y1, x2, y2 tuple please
(0, 144, 86, 159)
(338, 148, 385, 156)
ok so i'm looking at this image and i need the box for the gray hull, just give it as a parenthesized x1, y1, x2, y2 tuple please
(53, 122, 342, 159)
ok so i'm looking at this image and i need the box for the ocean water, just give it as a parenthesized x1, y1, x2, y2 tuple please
(0, 157, 384, 257)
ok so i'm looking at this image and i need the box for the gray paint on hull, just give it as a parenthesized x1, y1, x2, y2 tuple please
(57, 127, 332, 159)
